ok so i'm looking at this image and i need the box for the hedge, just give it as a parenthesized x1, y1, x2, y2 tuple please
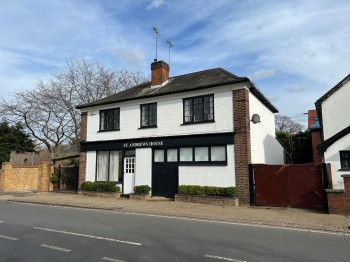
(80, 181, 120, 193)
(133, 185, 151, 195)
(178, 185, 238, 197)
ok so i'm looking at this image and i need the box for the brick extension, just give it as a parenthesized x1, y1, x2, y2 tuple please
(233, 88, 251, 204)
(78, 112, 87, 189)
(326, 175, 350, 215)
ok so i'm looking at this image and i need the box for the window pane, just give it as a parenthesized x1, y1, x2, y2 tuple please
(109, 151, 120, 181)
(180, 148, 193, 161)
(96, 151, 109, 181)
(167, 149, 178, 162)
(154, 150, 164, 162)
(113, 109, 119, 130)
(211, 146, 226, 161)
(195, 147, 209, 161)
(100, 111, 105, 130)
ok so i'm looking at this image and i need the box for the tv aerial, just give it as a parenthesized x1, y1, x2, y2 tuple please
(152, 25, 161, 61)
(166, 39, 173, 66)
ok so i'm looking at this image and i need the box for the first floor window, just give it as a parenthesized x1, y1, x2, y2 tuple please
(183, 94, 214, 124)
(96, 150, 122, 181)
(141, 103, 157, 127)
(100, 108, 120, 131)
(340, 151, 350, 169)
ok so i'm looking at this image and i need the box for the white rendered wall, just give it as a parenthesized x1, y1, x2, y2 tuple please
(178, 145, 235, 187)
(323, 133, 350, 189)
(321, 80, 350, 140)
(86, 151, 96, 181)
(82, 84, 246, 142)
(135, 148, 152, 188)
(249, 93, 284, 164)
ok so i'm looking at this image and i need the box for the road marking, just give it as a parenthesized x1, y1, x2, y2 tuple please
(102, 257, 126, 262)
(40, 244, 71, 252)
(34, 227, 142, 246)
(0, 221, 4, 223)
(0, 234, 18, 241)
(204, 254, 248, 262)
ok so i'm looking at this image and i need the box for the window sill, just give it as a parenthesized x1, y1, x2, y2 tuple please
(98, 129, 120, 132)
(178, 161, 227, 166)
(138, 126, 158, 129)
(338, 168, 350, 171)
(181, 120, 215, 126)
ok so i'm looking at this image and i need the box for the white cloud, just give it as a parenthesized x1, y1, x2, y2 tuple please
(114, 48, 147, 66)
(146, 0, 165, 10)
(250, 69, 276, 80)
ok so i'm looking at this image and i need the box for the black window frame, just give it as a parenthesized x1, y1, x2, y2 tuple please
(140, 103, 157, 128)
(340, 151, 350, 170)
(178, 145, 227, 166)
(95, 150, 123, 182)
(183, 94, 214, 124)
(99, 108, 120, 131)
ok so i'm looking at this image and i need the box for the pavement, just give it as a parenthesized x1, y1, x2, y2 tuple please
(0, 190, 349, 234)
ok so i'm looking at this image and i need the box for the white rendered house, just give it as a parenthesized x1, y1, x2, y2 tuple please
(77, 60, 283, 202)
(316, 74, 350, 189)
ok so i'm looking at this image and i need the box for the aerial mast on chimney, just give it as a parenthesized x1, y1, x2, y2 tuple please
(166, 39, 173, 67)
(152, 25, 160, 61)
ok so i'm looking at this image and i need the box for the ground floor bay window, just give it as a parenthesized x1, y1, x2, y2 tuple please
(96, 150, 122, 182)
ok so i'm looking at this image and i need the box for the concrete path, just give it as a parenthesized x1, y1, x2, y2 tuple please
(0, 191, 349, 233)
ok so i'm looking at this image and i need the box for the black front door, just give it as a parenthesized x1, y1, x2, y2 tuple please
(152, 149, 178, 198)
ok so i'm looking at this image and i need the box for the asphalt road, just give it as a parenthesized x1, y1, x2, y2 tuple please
(0, 202, 349, 262)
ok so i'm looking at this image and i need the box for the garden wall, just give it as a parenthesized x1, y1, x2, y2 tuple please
(0, 161, 53, 192)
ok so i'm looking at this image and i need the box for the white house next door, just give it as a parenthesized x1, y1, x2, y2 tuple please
(123, 157, 135, 194)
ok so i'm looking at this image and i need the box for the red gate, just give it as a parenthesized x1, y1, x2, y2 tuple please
(251, 163, 327, 210)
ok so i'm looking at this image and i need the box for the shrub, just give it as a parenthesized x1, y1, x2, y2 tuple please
(50, 173, 59, 183)
(178, 185, 238, 198)
(80, 181, 120, 193)
(133, 185, 151, 195)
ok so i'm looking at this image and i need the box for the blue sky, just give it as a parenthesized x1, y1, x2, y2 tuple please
(1, 0, 350, 126)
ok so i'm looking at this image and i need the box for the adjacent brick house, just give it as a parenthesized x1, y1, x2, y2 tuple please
(76, 60, 284, 203)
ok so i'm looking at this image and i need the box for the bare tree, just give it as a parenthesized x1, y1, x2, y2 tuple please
(0, 58, 147, 155)
(275, 114, 304, 134)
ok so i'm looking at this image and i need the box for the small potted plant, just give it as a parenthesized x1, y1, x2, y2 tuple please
(130, 185, 151, 200)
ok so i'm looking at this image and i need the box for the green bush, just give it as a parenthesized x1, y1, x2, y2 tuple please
(133, 185, 151, 195)
(80, 181, 120, 193)
(50, 173, 59, 183)
(178, 185, 238, 197)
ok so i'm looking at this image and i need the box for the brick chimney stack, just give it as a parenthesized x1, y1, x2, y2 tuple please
(151, 60, 169, 87)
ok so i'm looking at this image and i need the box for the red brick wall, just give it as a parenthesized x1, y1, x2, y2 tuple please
(327, 175, 350, 215)
(151, 61, 169, 86)
(78, 112, 87, 188)
(233, 89, 251, 204)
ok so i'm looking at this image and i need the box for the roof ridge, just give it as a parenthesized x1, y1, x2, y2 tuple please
(169, 67, 224, 79)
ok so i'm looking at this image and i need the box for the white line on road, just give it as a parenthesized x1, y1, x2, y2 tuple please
(204, 254, 248, 262)
(40, 244, 71, 252)
(34, 227, 142, 246)
(0, 234, 19, 241)
(102, 257, 126, 262)
(0, 221, 4, 223)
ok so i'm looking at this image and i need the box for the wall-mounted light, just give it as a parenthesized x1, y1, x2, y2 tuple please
(90, 111, 96, 116)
